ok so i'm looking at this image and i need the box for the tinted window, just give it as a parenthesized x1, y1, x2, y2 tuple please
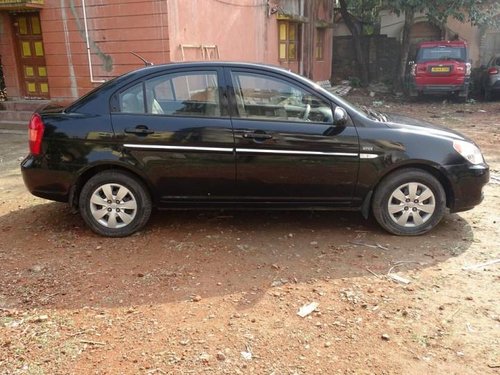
(119, 83, 145, 114)
(231, 72, 332, 123)
(416, 46, 467, 62)
(145, 71, 221, 117)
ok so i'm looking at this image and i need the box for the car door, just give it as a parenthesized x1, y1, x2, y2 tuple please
(226, 68, 360, 205)
(111, 68, 236, 204)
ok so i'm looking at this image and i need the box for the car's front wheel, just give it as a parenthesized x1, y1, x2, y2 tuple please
(79, 171, 152, 237)
(372, 169, 446, 235)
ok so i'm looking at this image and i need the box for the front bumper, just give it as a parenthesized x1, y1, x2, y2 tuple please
(444, 162, 489, 213)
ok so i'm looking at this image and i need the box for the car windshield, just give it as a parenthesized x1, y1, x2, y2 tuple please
(416, 46, 466, 62)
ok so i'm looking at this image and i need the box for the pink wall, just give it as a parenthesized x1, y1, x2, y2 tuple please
(40, 0, 171, 100)
(167, 0, 333, 81)
(2, 0, 333, 101)
(0, 13, 21, 98)
(167, 0, 278, 65)
(310, 1, 334, 81)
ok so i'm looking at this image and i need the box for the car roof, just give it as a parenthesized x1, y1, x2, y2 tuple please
(120, 61, 290, 78)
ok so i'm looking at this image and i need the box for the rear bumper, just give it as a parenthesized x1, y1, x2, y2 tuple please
(444, 163, 489, 213)
(410, 79, 469, 95)
(21, 155, 73, 203)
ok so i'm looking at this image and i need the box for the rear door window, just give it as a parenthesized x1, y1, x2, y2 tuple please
(116, 71, 222, 118)
(145, 71, 221, 117)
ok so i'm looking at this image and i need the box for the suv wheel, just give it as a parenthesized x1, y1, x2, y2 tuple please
(79, 171, 152, 237)
(372, 169, 446, 235)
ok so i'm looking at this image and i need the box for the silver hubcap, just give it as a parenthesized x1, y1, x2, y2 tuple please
(90, 183, 137, 229)
(387, 182, 436, 227)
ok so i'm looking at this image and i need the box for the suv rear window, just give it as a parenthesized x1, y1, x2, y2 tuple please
(416, 46, 467, 62)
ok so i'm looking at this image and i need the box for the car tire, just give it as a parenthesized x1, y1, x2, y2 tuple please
(79, 171, 152, 237)
(372, 169, 446, 236)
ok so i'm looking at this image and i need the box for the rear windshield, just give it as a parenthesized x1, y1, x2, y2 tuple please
(416, 46, 467, 62)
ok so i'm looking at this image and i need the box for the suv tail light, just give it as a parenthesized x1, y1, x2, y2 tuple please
(29, 114, 45, 155)
(488, 67, 499, 75)
(465, 62, 471, 76)
(411, 63, 417, 76)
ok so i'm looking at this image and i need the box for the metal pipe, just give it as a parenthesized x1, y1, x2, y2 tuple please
(82, 0, 105, 83)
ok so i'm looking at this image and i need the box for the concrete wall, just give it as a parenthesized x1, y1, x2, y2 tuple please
(446, 18, 481, 66)
(332, 35, 400, 83)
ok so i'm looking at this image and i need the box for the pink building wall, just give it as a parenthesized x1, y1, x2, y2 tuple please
(0, 12, 21, 98)
(167, 0, 278, 65)
(167, 0, 332, 81)
(1, 0, 333, 101)
(40, 0, 171, 100)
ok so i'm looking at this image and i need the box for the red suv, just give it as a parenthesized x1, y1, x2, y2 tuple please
(408, 40, 471, 101)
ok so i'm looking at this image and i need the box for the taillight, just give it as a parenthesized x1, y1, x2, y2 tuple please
(29, 114, 45, 155)
(466, 62, 471, 76)
(488, 67, 499, 75)
(411, 63, 417, 76)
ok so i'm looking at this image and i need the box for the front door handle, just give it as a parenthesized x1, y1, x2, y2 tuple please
(242, 132, 273, 140)
(125, 126, 155, 135)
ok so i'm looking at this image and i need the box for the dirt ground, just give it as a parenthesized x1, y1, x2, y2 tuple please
(0, 96, 499, 375)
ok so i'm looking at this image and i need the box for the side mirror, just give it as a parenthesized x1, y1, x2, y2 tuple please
(333, 106, 348, 126)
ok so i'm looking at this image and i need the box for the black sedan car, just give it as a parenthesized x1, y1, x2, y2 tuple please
(21, 62, 489, 237)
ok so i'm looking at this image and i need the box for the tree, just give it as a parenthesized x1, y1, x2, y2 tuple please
(338, 0, 381, 87)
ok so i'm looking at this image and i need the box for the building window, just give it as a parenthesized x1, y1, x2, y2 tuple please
(316, 28, 325, 61)
(279, 21, 300, 62)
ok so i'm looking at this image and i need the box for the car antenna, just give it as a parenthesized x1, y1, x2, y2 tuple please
(130, 52, 154, 66)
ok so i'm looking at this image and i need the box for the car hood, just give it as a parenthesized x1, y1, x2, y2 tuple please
(385, 113, 469, 142)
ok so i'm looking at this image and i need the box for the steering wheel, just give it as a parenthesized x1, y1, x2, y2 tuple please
(302, 104, 311, 121)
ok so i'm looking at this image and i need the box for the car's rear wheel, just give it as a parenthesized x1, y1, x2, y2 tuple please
(79, 171, 152, 237)
(372, 169, 446, 236)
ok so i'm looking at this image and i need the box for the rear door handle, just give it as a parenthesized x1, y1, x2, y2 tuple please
(242, 132, 273, 140)
(124, 126, 155, 135)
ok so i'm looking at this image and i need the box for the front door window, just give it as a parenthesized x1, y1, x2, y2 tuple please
(230, 71, 333, 123)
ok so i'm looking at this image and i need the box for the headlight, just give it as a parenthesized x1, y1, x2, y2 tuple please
(453, 140, 484, 165)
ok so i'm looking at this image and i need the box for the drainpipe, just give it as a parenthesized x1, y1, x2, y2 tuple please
(82, 0, 105, 83)
(299, 0, 304, 76)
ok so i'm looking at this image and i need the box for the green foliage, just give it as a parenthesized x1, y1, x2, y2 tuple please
(385, 0, 499, 27)
(348, 76, 362, 87)
(345, 0, 382, 35)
